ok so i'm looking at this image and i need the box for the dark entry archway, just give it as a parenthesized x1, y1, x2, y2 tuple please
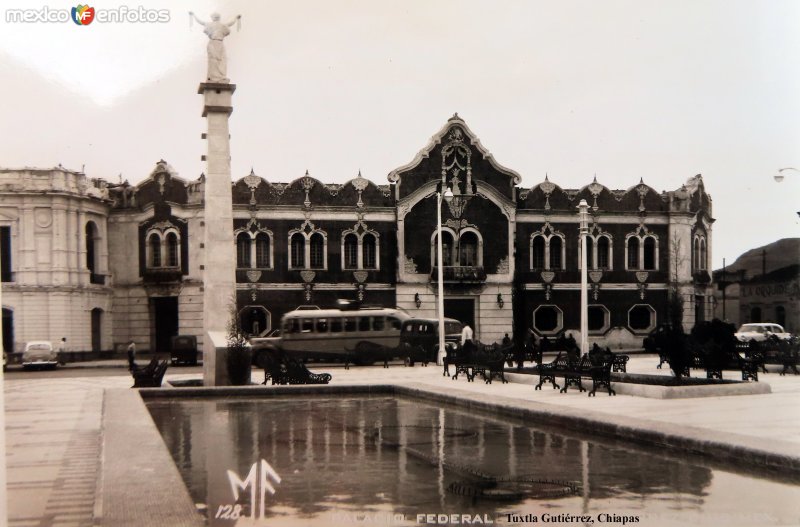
(2, 307, 13, 354)
(444, 298, 475, 334)
(91, 308, 103, 352)
(151, 297, 179, 354)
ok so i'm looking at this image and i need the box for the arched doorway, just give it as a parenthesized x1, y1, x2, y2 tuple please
(91, 308, 103, 352)
(2, 307, 13, 355)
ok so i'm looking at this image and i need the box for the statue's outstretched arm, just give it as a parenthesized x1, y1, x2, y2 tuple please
(226, 15, 242, 27)
(189, 12, 206, 26)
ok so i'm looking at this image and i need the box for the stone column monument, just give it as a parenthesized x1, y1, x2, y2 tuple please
(193, 12, 240, 385)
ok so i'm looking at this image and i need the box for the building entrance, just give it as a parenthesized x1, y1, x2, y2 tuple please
(151, 297, 179, 354)
(2, 307, 13, 354)
(444, 298, 475, 334)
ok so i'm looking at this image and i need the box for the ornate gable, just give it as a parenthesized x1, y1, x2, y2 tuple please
(387, 114, 522, 201)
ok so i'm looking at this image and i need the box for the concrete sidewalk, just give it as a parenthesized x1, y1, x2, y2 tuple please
(3, 354, 799, 526)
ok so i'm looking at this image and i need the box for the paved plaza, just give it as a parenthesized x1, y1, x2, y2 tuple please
(3, 355, 800, 526)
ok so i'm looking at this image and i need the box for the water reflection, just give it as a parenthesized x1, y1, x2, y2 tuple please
(147, 396, 800, 526)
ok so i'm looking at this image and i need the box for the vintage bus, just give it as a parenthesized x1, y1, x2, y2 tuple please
(251, 305, 462, 366)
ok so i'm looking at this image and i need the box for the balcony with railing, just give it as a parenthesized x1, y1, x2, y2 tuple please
(430, 266, 486, 284)
(142, 268, 182, 283)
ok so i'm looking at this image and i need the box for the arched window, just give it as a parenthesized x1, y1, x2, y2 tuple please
(550, 236, 563, 270)
(433, 231, 456, 267)
(585, 237, 595, 269)
(699, 238, 707, 270)
(597, 236, 610, 269)
(85, 221, 98, 273)
(693, 238, 700, 271)
(643, 237, 656, 270)
(166, 232, 179, 267)
(290, 233, 305, 268)
(362, 233, 377, 269)
(148, 233, 161, 268)
(459, 231, 479, 266)
(531, 235, 545, 269)
(344, 233, 358, 270)
(236, 232, 251, 268)
(255, 233, 270, 268)
(310, 232, 325, 269)
(627, 237, 639, 269)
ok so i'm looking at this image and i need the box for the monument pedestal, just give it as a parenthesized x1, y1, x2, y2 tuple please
(199, 82, 237, 386)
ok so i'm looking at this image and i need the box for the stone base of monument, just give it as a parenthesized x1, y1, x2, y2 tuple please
(203, 331, 231, 386)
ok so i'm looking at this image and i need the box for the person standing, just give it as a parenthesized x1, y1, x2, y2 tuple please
(460, 324, 473, 346)
(127, 340, 137, 371)
(57, 337, 67, 365)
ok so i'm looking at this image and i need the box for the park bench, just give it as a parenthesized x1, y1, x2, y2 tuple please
(131, 358, 169, 388)
(444, 343, 508, 384)
(260, 350, 331, 385)
(467, 345, 509, 384)
(535, 352, 615, 396)
(776, 340, 799, 376)
(611, 353, 629, 373)
(704, 350, 760, 381)
(443, 344, 470, 379)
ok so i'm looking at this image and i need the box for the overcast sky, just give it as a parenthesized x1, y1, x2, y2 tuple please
(1, 0, 798, 269)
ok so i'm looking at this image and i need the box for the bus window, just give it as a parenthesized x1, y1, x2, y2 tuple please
(359, 317, 371, 332)
(388, 317, 402, 331)
(316, 318, 328, 333)
(373, 317, 385, 331)
(302, 318, 313, 332)
(286, 319, 300, 334)
(331, 317, 343, 333)
(344, 318, 356, 332)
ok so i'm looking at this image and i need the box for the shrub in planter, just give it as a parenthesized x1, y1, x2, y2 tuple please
(226, 305, 252, 386)
(227, 337, 252, 385)
(665, 327, 692, 381)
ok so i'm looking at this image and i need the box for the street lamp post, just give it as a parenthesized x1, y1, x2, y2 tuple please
(436, 186, 454, 366)
(578, 199, 589, 355)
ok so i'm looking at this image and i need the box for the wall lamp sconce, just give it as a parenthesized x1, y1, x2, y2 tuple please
(414, 293, 422, 309)
(496, 292, 504, 309)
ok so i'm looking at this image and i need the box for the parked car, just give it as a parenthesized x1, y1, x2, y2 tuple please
(22, 341, 58, 369)
(734, 323, 792, 342)
(170, 335, 199, 365)
(399, 317, 463, 365)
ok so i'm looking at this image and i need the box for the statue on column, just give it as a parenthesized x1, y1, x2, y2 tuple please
(189, 12, 241, 83)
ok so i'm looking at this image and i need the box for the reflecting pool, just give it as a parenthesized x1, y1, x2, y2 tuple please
(147, 396, 800, 526)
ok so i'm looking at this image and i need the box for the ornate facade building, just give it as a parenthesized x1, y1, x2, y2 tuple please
(1, 116, 715, 354)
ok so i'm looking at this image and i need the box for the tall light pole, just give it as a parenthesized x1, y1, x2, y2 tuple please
(436, 186, 454, 366)
(578, 199, 589, 355)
